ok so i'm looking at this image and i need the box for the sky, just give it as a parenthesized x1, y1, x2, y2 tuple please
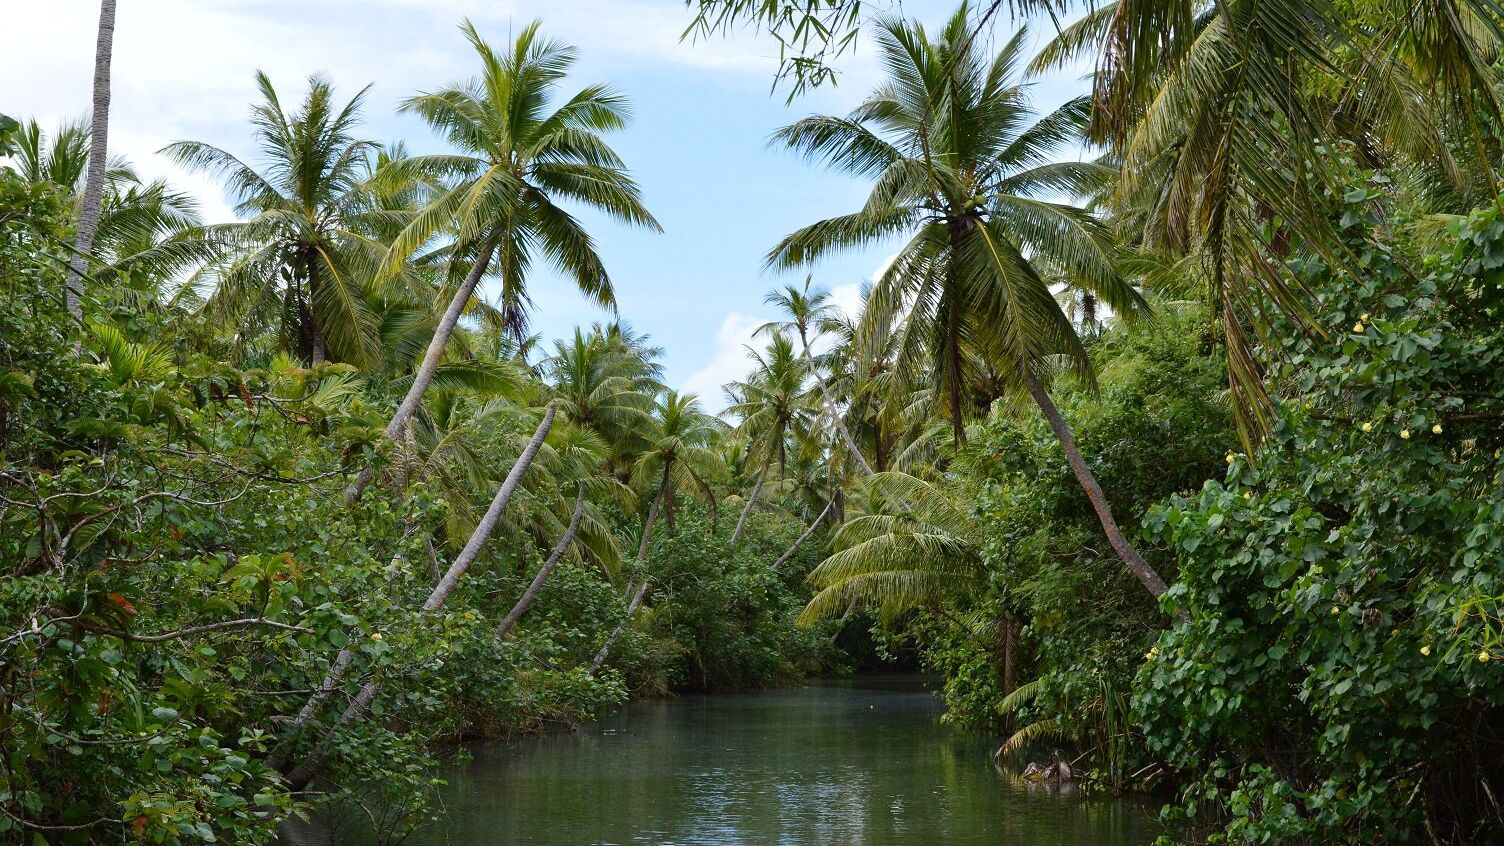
(4, 0, 1089, 410)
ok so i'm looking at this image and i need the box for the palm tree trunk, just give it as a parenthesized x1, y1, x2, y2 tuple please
(797, 329, 873, 476)
(730, 454, 770, 548)
(283, 400, 555, 789)
(345, 248, 494, 502)
(420, 400, 554, 611)
(828, 597, 858, 645)
(495, 483, 586, 639)
(1001, 618, 1017, 698)
(589, 580, 648, 674)
(946, 303, 965, 446)
(588, 477, 666, 673)
(66, 0, 116, 319)
(1020, 370, 1175, 605)
(772, 497, 834, 572)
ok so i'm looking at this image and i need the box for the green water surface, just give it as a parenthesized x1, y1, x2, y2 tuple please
(284, 676, 1162, 845)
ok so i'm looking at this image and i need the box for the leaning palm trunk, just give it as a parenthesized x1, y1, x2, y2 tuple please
(730, 454, 770, 548)
(797, 330, 873, 476)
(345, 249, 494, 502)
(772, 497, 835, 572)
(495, 483, 587, 639)
(1020, 370, 1177, 607)
(283, 401, 555, 789)
(587, 479, 665, 673)
(66, 0, 116, 318)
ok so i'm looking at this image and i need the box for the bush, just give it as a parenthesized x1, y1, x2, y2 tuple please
(1135, 187, 1504, 843)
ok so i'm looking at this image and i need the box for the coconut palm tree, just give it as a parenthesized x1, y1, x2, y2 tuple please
(631, 390, 727, 532)
(545, 327, 656, 463)
(800, 470, 980, 623)
(768, 6, 1172, 602)
(497, 422, 623, 639)
(586, 390, 727, 670)
(368, 19, 660, 482)
(725, 333, 816, 547)
(66, 0, 116, 318)
(758, 278, 874, 475)
(1028, 0, 1504, 439)
(164, 73, 391, 366)
(15, 118, 201, 277)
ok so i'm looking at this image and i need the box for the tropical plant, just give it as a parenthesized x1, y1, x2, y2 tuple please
(759, 277, 873, 474)
(13, 117, 201, 276)
(769, 4, 1171, 601)
(725, 332, 816, 546)
(164, 73, 391, 365)
(631, 390, 727, 532)
(66, 0, 117, 318)
(368, 19, 660, 474)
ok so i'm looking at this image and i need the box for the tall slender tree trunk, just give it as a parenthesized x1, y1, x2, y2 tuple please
(419, 400, 554, 612)
(1020, 369, 1177, 608)
(730, 453, 770, 548)
(283, 401, 555, 789)
(828, 597, 858, 645)
(345, 248, 495, 502)
(945, 221, 972, 446)
(772, 497, 834, 572)
(589, 580, 648, 674)
(66, 0, 116, 319)
(1001, 618, 1017, 698)
(588, 476, 666, 674)
(495, 483, 586, 639)
(797, 328, 873, 476)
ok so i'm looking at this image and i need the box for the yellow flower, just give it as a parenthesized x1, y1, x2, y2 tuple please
(1479, 649, 1491, 663)
(1420, 645, 1431, 656)
(1432, 423, 1442, 434)
(1243, 491, 1252, 500)
(1361, 421, 1372, 433)
(1400, 429, 1411, 440)
(1352, 322, 1365, 333)
(1226, 452, 1235, 464)
(1331, 605, 1341, 616)
(1360, 313, 1370, 322)
(370, 632, 384, 641)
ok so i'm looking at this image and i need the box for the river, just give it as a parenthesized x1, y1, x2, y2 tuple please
(281, 675, 1162, 845)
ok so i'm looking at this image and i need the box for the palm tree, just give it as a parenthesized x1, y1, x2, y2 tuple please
(546, 327, 656, 464)
(165, 73, 390, 366)
(768, 6, 1172, 602)
(496, 422, 622, 639)
(14, 118, 201, 275)
(1028, 0, 1504, 439)
(66, 0, 116, 319)
(631, 390, 727, 532)
(725, 333, 815, 547)
(283, 399, 558, 790)
(368, 19, 660, 485)
(799, 470, 983, 632)
(587, 390, 727, 672)
(759, 278, 874, 475)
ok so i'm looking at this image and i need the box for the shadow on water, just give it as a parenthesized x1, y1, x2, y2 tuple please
(281, 674, 1162, 845)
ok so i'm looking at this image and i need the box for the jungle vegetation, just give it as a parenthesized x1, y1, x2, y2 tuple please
(4, 1, 1504, 843)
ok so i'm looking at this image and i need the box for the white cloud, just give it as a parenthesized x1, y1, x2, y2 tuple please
(0, 1, 792, 227)
(680, 311, 766, 412)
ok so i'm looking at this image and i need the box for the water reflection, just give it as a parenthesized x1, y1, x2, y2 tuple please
(281, 676, 1161, 845)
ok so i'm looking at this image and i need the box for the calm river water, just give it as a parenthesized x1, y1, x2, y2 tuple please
(282, 675, 1162, 845)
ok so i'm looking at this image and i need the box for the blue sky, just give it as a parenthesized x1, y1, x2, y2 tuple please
(6, 0, 1089, 408)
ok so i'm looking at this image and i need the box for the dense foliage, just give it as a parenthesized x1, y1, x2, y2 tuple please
(9, 0, 1504, 843)
(1136, 191, 1504, 844)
